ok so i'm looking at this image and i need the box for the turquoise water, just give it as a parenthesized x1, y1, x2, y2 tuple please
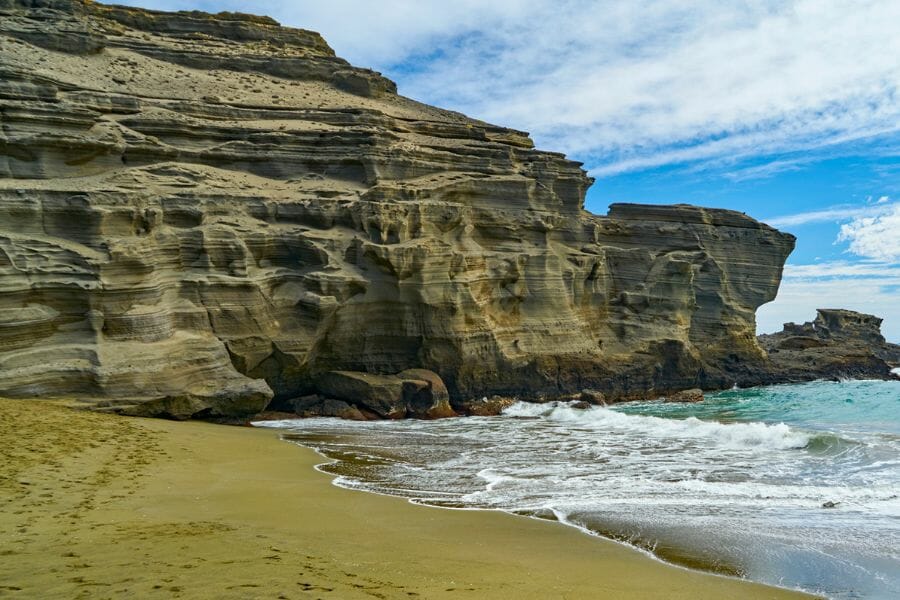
(620, 380, 900, 437)
(257, 380, 900, 599)
(614, 381, 900, 598)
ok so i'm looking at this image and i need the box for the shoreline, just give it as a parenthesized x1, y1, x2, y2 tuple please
(301, 440, 751, 578)
(0, 398, 816, 599)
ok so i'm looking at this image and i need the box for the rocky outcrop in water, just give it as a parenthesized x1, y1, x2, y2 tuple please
(758, 309, 900, 382)
(0, 1, 803, 419)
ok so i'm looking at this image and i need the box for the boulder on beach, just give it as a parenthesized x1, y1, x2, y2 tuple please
(315, 369, 455, 419)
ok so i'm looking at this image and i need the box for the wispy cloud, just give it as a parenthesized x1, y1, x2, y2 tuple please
(104, 0, 900, 179)
(722, 158, 813, 183)
(783, 261, 900, 280)
(766, 202, 896, 229)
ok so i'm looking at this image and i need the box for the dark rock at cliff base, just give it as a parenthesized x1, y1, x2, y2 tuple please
(119, 382, 272, 420)
(579, 390, 607, 405)
(0, 1, 799, 419)
(667, 388, 704, 403)
(397, 369, 456, 419)
(314, 369, 455, 419)
(283, 394, 367, 420)
(288, 394, 325, 414)
(758, 309, 900, 383)
(319, 398, 368, 420)
(317, 371, 406, 418)
(459, 396, 517, 417)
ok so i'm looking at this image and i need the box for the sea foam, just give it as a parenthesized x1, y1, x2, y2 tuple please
(257, 380, 900, 600)
(502, 401, 811, 450)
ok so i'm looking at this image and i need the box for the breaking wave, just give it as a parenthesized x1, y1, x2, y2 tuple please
(502, 401, 811, 450)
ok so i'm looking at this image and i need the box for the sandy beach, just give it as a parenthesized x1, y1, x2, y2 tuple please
(0, 398, 814, 599)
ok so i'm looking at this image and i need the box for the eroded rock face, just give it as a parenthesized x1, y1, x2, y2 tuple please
(758, 309, 900, 382)
(0, 1, 798, 418)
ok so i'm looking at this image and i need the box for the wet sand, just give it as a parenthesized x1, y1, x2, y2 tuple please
(0, 398, 816, 599)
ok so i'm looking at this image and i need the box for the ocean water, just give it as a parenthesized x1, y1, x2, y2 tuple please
(256, 380, 900, 599)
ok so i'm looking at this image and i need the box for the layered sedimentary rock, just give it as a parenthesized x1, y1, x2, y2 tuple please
(759, 309, 900, 382)
(0, 1, 800, 418)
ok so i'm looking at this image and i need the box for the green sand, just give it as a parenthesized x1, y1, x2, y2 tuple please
(0, 399, 815, 599)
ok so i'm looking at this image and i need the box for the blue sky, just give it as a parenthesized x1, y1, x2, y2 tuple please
(104, 0, 900, 340)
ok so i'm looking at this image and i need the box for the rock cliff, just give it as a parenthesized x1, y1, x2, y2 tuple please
(0, 1, 799, 418)
(759, 309, 900, 382)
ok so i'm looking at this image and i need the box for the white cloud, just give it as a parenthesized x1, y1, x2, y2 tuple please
(722, 158, 812, 182)
(837, 203, 900, 261)
(766, 202, 897, 229)
(757, 260, 900, 341)
(103, 0, 900, 177)
(783, 262, 900, 280)
(384, 1, 900, 177)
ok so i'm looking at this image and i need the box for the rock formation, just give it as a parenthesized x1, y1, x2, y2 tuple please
(0, 1, 811, 419)
(758, 309, 900, 382)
